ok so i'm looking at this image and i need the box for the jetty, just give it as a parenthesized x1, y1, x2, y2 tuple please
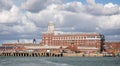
(0, 52, 63, 57)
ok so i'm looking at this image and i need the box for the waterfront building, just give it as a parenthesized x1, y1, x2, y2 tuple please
(41, 21, 105, 53)
(104, 41, 120, 54)
(0, 46, 15, 52)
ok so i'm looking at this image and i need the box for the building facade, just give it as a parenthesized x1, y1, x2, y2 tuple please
(41, 22, 105, 52)
(104, 41, 120, 54)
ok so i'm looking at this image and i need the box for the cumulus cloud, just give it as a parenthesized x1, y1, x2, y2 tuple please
(21, 0, 64, 13)
(86, 0, 120, 15)
(0, 0, 13, 11)
(0, 0, 120, 42)
(0, 5, 21, 23)
(0, 5, 38, 40)
(86, 0, 95, 5)
(57, 2, 84, 13)
(98, 15, 120, 30)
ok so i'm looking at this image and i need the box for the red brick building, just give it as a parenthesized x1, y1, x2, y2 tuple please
(41, 22, 105, 52)
(104, 41, 120, 54)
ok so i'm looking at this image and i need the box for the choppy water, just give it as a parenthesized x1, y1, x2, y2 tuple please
(0, 56, 120, 66)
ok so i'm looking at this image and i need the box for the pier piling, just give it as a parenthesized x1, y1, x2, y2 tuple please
(0, 52, 63, 57)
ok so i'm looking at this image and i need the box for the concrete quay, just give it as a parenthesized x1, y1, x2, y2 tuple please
(63, 53, 103, 57)
(63, 53, 118, 57)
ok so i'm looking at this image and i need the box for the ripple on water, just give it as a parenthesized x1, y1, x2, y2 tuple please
(0, 56, 119, 66)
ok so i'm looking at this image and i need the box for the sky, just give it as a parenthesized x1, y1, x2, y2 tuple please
(0, 0, 120, 44)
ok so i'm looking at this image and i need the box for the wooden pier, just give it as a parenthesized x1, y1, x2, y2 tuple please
(0, 52, 63, 57)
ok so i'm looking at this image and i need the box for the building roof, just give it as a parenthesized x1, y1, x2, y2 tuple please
(2, 43, 41, 46)
(78, 46, 98, 50)
(54, 31, 100, 35)
(24, 46, 67, 49)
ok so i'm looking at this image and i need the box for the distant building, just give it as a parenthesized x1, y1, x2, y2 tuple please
(41, 21, 105, 52)
(0, 46, 15, 52)
(105, 41, 120, 54)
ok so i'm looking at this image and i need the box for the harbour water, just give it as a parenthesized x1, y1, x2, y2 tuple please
(0, 56, 120, 66)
